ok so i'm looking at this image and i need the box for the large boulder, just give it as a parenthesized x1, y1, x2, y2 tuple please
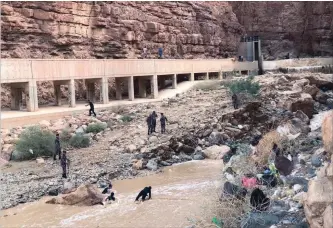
(287, 93, 314, 118)
(1, 144, 14, 161)
(303, 84, 319, 97)
(46, 184, 105, 206)
(315, 91, 329, 104)
(305, 74, 333, 89)
(304, 177, 333, 228)
(203, 145, 230, 159)
(322, 111, 333, 154)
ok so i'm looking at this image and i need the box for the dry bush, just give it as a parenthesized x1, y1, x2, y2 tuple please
(192, 188, 251, 228)
(254, 131, 283, 166)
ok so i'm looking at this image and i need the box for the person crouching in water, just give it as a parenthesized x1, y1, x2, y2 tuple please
(102, 183, 116, 205)
(61, 150, 70, 178)
(160, 113, 168, 134)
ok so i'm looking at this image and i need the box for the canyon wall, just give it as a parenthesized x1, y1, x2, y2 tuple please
(1, 1, 332, 60)
(1, 1, 243, 59)
(230, 1, 333, 59)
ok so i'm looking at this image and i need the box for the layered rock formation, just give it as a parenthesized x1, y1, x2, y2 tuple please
(1, 1, 243, 59)
(230, 1, 333, 59)
(2, 2, 332, 60)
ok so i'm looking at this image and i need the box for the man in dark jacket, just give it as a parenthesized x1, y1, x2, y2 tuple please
(146, 114, 153, 135)
(86, 100, 96, 117)
(160, 113, 168, 134)
(151, 111, 158, 133)
(54, 133, 61, 160)
(61, 150, 70, 178)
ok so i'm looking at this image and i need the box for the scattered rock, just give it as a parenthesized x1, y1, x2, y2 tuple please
(146, 159, 158, 171)
(36, 157, 45, 164)
(311, 155, 322, 167)
(133, 160, 144, 170)
(241, 212, 279, 228)
(126, 144, 137, 153)
(48, 189, 59, 196)
(203, 145, 230, 160)
(315, 91, 329, 104)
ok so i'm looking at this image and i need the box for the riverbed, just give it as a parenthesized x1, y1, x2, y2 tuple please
(0, 160, 223, 228)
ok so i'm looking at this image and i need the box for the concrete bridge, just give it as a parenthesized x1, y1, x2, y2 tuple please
(0, 59, 258, 112)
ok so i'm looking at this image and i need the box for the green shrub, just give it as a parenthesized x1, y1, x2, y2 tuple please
(69, 133, 90, 148)
(225, 76, 260, 96)
(120, 115, 133, 123)
(14, 126, 55, 161)
(85, 122, 107, 133)
(60, 128, 72, 149)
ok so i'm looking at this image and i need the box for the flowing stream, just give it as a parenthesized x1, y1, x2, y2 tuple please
(0, 160, 223, 228)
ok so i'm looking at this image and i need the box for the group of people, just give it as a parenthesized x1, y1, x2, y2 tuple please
(146, 111, 168, 135)
(54, 134, 70, 178)
(101, 182, 152, 205)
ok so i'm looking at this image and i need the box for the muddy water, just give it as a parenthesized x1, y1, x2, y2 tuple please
(0, 160, 223, 228)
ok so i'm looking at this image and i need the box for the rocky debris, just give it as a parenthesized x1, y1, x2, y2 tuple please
(287, 93, 314, 118)
(203, 145, 230, 160)
(46, 184, 105, 206)
(322, 111, 333, 154)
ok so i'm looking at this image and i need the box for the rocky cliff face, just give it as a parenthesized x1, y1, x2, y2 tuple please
(230, 1, 333, 59)
(1, 2, 332, 60)
(1, 1, 243, 59)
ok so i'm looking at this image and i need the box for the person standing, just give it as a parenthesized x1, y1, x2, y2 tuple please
(146, 114, 153, 135)
(142, 46, 148, 58)
(54, 133, 61, 160)
(158, 47, 163, 59)
(151, 111, 158, 133)
(160, 113, 168, 134)
(61, 150, 70, 178)
(232, 93, 239, 109)
(86, 100, 96, 117)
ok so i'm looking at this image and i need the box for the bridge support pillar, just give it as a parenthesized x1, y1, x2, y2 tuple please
(128, 76, 134, 101)
(54, 84, 62, 106)
(25, 80, 38, 112)
(138, 78, 147, 98)
(172, 74, 177, 89)
(151, 75, 158, 99)
(218, 71, 223, 80)
(69, 79, 76, 108)
(10, 87, 23, 110)
(190, 73, 194, 81)
(101, 77, 109, 104)
(85, 80, 96, 102)
(115, 78, 122, 100)
(205, 72, 209, 80)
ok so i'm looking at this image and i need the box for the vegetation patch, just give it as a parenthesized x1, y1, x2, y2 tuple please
(14, 126, 55, 161)
(86, 122, 107, 133)
(69, 133, 90, 148)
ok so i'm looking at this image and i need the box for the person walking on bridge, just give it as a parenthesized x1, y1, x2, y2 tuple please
(86, 100, 96, 117)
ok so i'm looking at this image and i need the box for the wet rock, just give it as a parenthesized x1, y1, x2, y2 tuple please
(208, 132, 224, 145)
(46, 184, 104, 206)
(193, 154, 204, 160)
(241, 212, 279, 228)
(203, 145, 230, 160)
(48, 188, 59, 196)
(146, 159, 158, 171)
(327, 98, 333, 108)
(181, 145, 195, 154)
(160, 161, 171, 166)
(295, 110, 310, 124)
(179, 152, 192, 161)
(311, 155, 322, 167)
(315, 91, 329, 104)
